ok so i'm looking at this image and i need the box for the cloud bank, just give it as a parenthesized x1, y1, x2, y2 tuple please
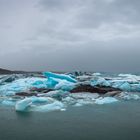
(0, 0, 140, 72)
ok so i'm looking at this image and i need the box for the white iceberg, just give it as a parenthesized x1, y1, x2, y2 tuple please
(95, 97, 118, 105)
(91, 76, 111, 87)
(91, 74, 140, 92)
(15, 98, 32, 111)
(118, 92, 140, 100)
(2, 100, 16, 106)
(30, 101, 65, 112)
(15, 96, 65, 112)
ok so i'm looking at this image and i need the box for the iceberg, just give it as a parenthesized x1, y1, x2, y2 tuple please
(30, 101, 65, 112)
(1, 71, 140, 113)
(15, 96, 64, 112)
(91, 76, 111, 87)
(54, 79, 75, 90)
(95, 97, 118, 105)
(15, 96, 55, 111)
(91, 75, 140, 92)
(0, 77, 47, 96)
(43, 72, 77, 83)
(43, 72, 77, 90)
(2, 99, 16, 106)
(118, 92, 140, 100)
(112, 81, 131, 91)
(118, 74, 140, 83)
(92, 72, 101, 76)
(45, 77, 75, 90)
(15, 98, 32, 111)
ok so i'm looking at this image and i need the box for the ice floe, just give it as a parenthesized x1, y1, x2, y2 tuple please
(118, 92, 140, 100)
(43, 72, 77, 83)
(95, 97, 118, 105)
(0, 72, 140, 113)
(15, 96, 65, 112)
(0, 77, 47, 95)
(90, 74, 140, 92)
(91, 76, 111, 87)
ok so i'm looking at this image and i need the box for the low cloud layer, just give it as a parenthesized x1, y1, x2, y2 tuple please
(0, 0, 140, 72)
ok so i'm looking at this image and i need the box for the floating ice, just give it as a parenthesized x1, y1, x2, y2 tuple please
(2, 99, 16, 106)
(0, 77, 47, 95)
(62, 92, 100, 106)
(95, 97, 118, 105)
(118, 92, 140, 100)
(77, 75, 92, 82)
(118, 74, 140, 82)
(90, 74, 140, 92)
(43, 72, 77, 90)
(43, 72, 77, 83)
(91, 76, 111, 87)
(54, 79, 76, 90)
(15, 96, 64, 112)
(15, 98, 32, 111)
(1, 72, 140, 113)
(30, 101, 65, 112)
(92, 73, 101, 76)
(70, 92, 99, 100)
(15, 96, 55, 111)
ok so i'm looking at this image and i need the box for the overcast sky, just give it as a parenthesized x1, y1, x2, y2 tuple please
(0, 0, 140, 72)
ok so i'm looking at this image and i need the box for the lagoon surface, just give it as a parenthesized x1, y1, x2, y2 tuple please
(0, 101, 140, 140)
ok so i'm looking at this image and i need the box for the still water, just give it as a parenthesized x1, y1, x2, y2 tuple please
(0, 101, 140, 140)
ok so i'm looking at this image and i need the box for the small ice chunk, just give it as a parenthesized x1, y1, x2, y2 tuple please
(2, 100, 16, 106)
(30, 96, 53, 103)
(62, 96, 76, 105)
(119, 92, 140, 100)
(91, 76, 110, 87)
(54, 79, 75, 90)
(30, 101, 65, 112)
(15, 96, 64, 112)
(113, 81, 131, 91)
(92, 73, 101, 76)
(74, 99, 93, 107)
(15, 98, 32, 111)
(70, 92, 99, 99)
(95, 97, 118, 105)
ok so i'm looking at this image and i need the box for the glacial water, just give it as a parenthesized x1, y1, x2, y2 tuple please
(0, 72, 140, 140)
(0, 101, 140, 140)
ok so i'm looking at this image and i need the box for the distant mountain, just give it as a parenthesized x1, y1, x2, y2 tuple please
(0, 68, 41, 75)
(0, 68, 13, 74)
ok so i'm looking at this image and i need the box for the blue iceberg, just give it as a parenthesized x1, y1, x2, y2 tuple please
(43, 72, 77, 90)
(0, 77, 47, 95)
(90, 74, 140, 92)
(43, 72, 77, 83)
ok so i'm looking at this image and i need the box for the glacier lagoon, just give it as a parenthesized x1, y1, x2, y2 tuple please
(0, 72, 140, 140)
(0, 72, 140, 112)
(0, 101, 140, 140)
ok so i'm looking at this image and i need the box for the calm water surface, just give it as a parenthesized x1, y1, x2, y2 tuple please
(0, 101, 140, 140)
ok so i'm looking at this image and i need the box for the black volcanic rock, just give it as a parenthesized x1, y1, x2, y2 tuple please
(30, 87, 53, 93)
(15, 92, 38, 97)
(70, 84, 121, 94)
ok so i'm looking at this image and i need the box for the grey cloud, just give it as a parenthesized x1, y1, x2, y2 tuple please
(0, 0, 140, 72)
